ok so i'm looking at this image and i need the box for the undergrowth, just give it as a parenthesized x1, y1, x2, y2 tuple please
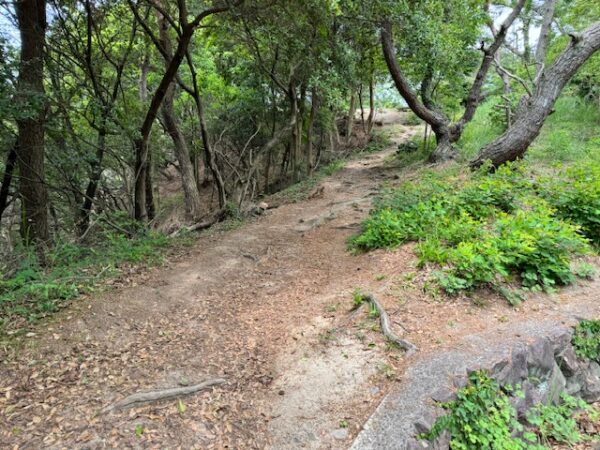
(0, 228, 188, 332)
(351, 161, 598, 301)
(427, 370, 598, 449)
(572, 319, 600, 361)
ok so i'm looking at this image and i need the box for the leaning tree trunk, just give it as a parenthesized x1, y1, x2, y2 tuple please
(133, 27, 194, 221)
(157, 10, 203, 220)
(471, 21, 600, 168)
(380, 0, 525, 163)
(306, 90, 318, 174)
(162, 85, 203, 220)
(15, 0, 49, 248)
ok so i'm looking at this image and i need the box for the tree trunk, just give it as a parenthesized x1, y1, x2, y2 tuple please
(380, 1, 525, 163)
(345, 91, 356, 144)
(77, 124, 106, 235)
(534, 0, 558, 80)
(429, 127, 460, 163)
(133, 27, 193, 221)
(471, 21, 600, 168)
(157, 10, 203, 220)
(288, 82, 300, 182)
(162, 89, 203, 219)
(306, 90, 318, 174)
(0, 145, 17, 222)
(191, 83, 226, 208)
(367, 77, 375, 135)
(145, 143, 155, 220)
(15, 0, 49, 248)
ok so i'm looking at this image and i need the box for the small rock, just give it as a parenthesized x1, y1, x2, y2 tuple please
(565, 378, 582, 396)
(550, 328, 572, 355)
(278, 390, 285, 396)
(580, 362, 600, 402)
(545, 362, 567, 404)
(369, 386, 380, 395)
(431, 387, 455, 403)
(452, 376, 468, 390)
(527, 338, 555, 378)
(414, 411, 435, 435)
(330, 428, 349, 440)
(557, 345, 581, 377)
(432, 430, 450, 450)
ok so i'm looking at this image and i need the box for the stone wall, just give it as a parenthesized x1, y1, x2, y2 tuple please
(407, 327, 600, 450)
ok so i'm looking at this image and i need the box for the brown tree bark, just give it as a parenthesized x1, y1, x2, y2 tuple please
(0, 145, 17, 222)
(15, 0, 49, 248)
(306, 89, 318, 174)
(367, 76, 375, 135)
(345, 91, 356, 144)
(157, 10, 203, 220)
(471, 21, 600, 168)
(77, 124, 106, 235)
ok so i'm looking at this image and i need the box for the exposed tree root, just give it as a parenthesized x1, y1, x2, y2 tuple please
(102, 378, 226, 413)
(363, 293, 418, 355)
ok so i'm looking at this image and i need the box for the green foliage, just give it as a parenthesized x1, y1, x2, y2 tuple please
(525, 392, 598, 446)
(403, 112, 422, 126)
(0, 231, 175, 331)
(429, 371, 597, 450)
(539, 164, 600, 246)
(360, 132, 392, 154)
(352, 289, 366, 309)
(573, 262, 596, 280)
(322, 160, 345, 176)
(494, 206, 587, 288)
(427, 370, 527, 450)
(571, 320, 600, 361)
(351, 161, 593, 298)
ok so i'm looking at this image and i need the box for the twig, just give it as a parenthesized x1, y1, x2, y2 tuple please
(102, 378, 226, 413)
(494, 56, 532, 96)
(363, 293, 417, 355)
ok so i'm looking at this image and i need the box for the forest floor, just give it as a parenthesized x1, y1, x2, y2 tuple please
(1, 115, 600, 449)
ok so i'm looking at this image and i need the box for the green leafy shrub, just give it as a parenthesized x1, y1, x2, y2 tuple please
(437, 238, 507, 293)
(540, 165, 600, 246)
(525, 392, 597, 446)
(494, 206, 588, 288)
(351, 162, 592, 298)
(361, 132, 392, 154)
(428, 372, 595, 449)
(572, 319, 600, 361)
(427, 370, 528, 450)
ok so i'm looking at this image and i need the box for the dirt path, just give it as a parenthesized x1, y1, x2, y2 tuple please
(2, 117, 599, 450)
(0, 122, 420, 449)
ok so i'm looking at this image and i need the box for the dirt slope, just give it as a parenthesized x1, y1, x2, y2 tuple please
(0, 123, 418, 449)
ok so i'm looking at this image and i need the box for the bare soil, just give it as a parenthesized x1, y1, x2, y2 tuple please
(1, 115, 599, 449)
